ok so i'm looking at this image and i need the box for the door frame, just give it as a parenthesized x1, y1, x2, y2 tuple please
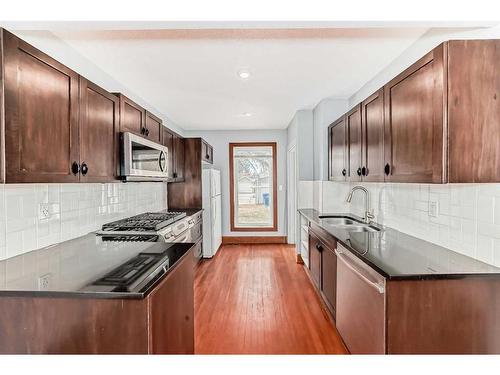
(287, 143, 298, 245)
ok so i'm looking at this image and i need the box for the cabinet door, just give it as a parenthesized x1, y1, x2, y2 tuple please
(3, 30, 80, 183)
(361, 89, 385, 182)
(328, 116, 347, 181)
(149, 249, 195, 354)
(308, 231, 322, 289)
(173, 135, 185, 182)
(448, 40, 500, 183)
(145, 111, 162, 144)
(384, 44, 446, 183)
(163, 128, 174, 179)
(346, 105, 362, 181)
(321, 246, 337, 318)
(79, 78, 119, 182)
(118, 94, 146, 137)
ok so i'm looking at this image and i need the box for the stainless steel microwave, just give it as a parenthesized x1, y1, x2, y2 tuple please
(120, 132, 171, 181)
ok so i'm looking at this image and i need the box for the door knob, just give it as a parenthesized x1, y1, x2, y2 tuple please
(384, 163, 391, 175)
(81, 162, 89, 176)
(71, 162, 80, 175)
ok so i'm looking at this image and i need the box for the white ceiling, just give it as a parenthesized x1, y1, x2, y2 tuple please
(46, 27, 433, 130)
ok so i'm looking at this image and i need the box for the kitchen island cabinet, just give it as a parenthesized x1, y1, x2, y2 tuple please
(0, 241, 195, 354)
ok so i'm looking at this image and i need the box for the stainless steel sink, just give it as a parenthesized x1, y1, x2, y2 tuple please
(320, 217, 360, 226)
(319, 216, 381, 232)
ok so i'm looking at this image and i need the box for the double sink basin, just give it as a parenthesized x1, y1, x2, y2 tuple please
(319, 216, 382, 233)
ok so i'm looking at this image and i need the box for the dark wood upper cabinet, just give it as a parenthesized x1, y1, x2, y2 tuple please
(383, 44, 446, 183)
(346, 104, 363, 181)
(116, 93, 147, 138)
(328, 116, 347, 181)
(145, 111, 163, 144)
(361, 88, 385, 182)
(79, 78, 119, 182)
(202, 140, 213, 164)
(173, 135, 185, 181)
(2, 29, 80, 183)
(448, 40, 500, 183)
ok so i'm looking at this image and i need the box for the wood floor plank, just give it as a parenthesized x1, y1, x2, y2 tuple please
(194, 243, 348, 354)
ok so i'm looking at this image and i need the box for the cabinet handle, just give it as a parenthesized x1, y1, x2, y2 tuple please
(316, 243, 323, 252)
(81, 162, 89, 176)
(71, 162, 80, 175)
(342, 169, 346, 176)
(141, 127, 146, 135)
(384, 163, 391, 176)
(357, 167, 362, 176)
(145, 128, 150, 136)
(173, 172, 178, 179)
(361, 166, 367, 176)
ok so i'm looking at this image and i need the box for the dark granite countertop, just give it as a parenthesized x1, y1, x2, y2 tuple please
(299, 209, 500, 280)
(0, 234, 194, 299)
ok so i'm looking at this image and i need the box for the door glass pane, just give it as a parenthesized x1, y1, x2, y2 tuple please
(233, 145, 274, 228)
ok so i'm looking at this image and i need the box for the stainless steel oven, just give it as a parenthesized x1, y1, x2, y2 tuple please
(120, 132, 171, 181)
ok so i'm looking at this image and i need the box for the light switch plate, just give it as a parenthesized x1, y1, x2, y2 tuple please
(38, 274, 51, 290)
(428, 201, 439, 217)
(38, 203, 50, 220)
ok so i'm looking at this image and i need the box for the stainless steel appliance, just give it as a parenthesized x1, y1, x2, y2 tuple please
(335, 243, 386, 354)
(97, 210, 203, 262)
(120, 132, 171, 181)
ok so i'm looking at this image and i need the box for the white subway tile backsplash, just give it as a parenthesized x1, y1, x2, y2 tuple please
(0, 182, 168, 261)
(317, 181, 500, 267)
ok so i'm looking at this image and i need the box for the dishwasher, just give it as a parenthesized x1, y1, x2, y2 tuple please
(335, 243, 386, 354)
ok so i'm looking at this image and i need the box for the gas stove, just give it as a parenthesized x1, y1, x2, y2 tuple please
(101, 212, 186, 233)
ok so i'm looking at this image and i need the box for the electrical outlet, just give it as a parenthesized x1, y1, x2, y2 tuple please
(38, 274, 51, 290)
(38, 203, 50, 220)
(428, 201, 439, 218)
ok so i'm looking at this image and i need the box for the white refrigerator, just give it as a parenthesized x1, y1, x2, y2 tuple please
(202, 168, 222, 258)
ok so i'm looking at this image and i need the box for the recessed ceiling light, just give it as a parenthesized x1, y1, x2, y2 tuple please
(238, 112, 252, 117)
(237, 69, 251, 80)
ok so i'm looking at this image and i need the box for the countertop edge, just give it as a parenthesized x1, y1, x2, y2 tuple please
(298, 208, 500, 281)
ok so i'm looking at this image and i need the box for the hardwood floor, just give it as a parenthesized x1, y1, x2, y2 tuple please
(194, 243, 348, 354)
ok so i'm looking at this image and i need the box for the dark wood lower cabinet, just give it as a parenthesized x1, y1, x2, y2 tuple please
(308, 231, 322, 289)
(308, 224, 337, 318)
(0, 248, 195, 354)
(321, 246, 337, 319)
(304, 216, 500, 354)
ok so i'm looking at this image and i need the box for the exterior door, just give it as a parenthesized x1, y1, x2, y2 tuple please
(79, 78, 119, 182)
(346, 105, 362, 181)
(328, 116, 347, 181)
(361, 89, 385, 182)
(384, 44, 446, 183)
(3, 30, 80, 183)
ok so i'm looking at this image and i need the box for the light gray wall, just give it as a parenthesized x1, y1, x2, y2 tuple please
(9, 29, 184, 135)
(349, 25, 500, 106)
(184, 129, 288, 237)
(287, 110, 314, 181)
(312, 98, 349, 181)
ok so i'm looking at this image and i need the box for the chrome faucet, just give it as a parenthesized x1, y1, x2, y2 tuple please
(346, 186, 375, 224)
